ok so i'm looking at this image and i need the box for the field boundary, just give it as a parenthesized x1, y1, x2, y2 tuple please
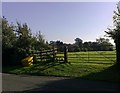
(67, 51, 116, 64)
(31, 47, 116, 64)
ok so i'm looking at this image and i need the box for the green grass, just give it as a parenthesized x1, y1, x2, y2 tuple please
(3, 51, 120, 83)
(57, 51, 116, 64)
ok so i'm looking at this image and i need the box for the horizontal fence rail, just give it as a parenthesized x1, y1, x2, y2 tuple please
(31, 48, 65, 63)
(31, 46, 116, 65)
(67, 51, 116, 64)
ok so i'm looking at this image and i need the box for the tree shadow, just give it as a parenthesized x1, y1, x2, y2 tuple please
(2, 60, 65, 76)
(2, 66, 22, 73)
(22, 64, 120, 93)
(33, 60, 65, 71)
(79, 64, 120, 84)
(17, 61, 67, 76)
(22, 77, 119, 93)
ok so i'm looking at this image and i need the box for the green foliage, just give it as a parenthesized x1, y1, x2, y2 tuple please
(15, 22, 33, 50)
(50, 38, 113, 52)
(55, 40, 64, 52)
(2, 17, 49, 67)
(2, 17, 16, 49)
(105, 5, 120, 42)
(0, 17, 2, 43)
(32, 31, 49, 50)
(74, 38, 83, 51)
(2, 17, 19, 66)
(74, 38, 113, 51)
(96, 37, 113, 51)
(105, 2, 120, 66)
(2, 47, 25, 66)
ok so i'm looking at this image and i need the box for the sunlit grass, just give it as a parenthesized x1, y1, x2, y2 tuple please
(3, 51, 120, 83)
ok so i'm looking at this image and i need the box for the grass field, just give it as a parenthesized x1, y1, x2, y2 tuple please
(3, 51, 120, 83)
(57, 51, 116, 63)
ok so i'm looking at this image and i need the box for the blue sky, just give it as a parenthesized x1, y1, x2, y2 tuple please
(2, 2, 117, 44)
(1, 0, 119, 2)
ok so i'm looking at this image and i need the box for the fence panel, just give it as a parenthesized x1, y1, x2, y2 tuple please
(31, 48, 65, 62)
(67, 51, 116, 64)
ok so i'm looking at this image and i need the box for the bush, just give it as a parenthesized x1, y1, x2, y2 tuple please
(2, 47, 28, 67)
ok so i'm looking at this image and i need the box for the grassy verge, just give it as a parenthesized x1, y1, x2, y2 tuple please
(3, 61, 120, 83)
(2, 51, 120, 83)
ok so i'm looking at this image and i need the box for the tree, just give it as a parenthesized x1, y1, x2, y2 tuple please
(90, 42, 99, 51)
(0, 17, 2, 44)
(2, 17, 16, 49)
(83, 42, 92, 51)
(96, 37, 113, 51)
(33, 31, 48, 50)
(2, 17, 50, 66)
(0, 17, 2, 57)
(74, 38, 83, 51)
(50, 41, 55, 45)
(105, 2, 120, 66)
(2, 17, 18, 66)
(15, 22, 33, 51)
(55, 40, 64, 52)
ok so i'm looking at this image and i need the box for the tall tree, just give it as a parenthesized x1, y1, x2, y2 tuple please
(33, 31, 48, 50)
(2, 17, 18, 66)
(0, 17, 1, 67)
(2, 17, 16, 49)
(96, 37, 113, 51)
(74, 38, 83, 51)
(15, 22, 32, 50)
(55, 40, 64, 52)
(105, 2, 120, 66)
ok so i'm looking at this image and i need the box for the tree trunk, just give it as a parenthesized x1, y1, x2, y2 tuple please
(64, 46, 68, 63)
(115, 37, 120, 67)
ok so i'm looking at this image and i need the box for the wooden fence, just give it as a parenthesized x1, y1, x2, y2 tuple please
(67, 51, 116, 64)
(31, 46, 68, 63)
(31, 46, 116, 64)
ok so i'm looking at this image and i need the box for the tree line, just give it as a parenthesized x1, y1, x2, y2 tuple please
(50, 37, 114, 52)
(2, 17, 49, 66)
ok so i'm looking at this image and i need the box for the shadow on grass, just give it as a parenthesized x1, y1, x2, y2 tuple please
(22, 64, 120, 92)
(29, 61, 70, 76)
(2, 60, 66, 76)
(33, 60, 65, 71)
(2, 64, 120, 92)
(22, 64, 120, 93)
(2, 66, 22, 73)
(79, 64, 120, 83)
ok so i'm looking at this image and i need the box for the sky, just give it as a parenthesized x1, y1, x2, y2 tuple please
(2, 2, 117, 44)
(1, 0, 119, 2)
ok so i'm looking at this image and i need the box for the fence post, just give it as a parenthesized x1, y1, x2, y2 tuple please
(52, 45, 56, 62)
(64, 46, 68, 63)
(88, 51, 89, 62)
(40, 50, 42, 62)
